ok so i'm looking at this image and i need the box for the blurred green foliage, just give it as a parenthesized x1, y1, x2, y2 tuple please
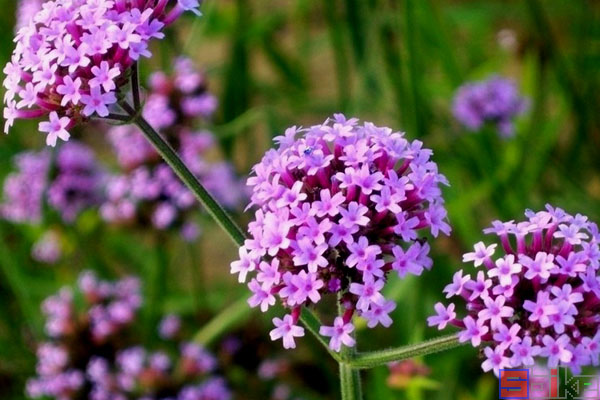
(0, 0, 599, 399)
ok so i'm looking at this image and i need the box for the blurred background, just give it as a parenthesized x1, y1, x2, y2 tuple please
(0, 0, 599, 399)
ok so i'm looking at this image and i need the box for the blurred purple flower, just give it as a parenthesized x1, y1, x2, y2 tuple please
(28, 272, 231, 400)
(452, 76, 528, 137)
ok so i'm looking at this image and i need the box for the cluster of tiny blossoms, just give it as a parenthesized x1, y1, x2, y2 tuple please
(428, 206, 600, 375)
(84, 342, 229, 400)
(101, 58, 243, 237)
(0, 150, 50, 223)
(452, 76, 528, 137)
(231, 114, 451, 351)
(1, 141, 103, 224)
(27, 271, 141, 398)
(27, 272, 231, 400)
(3, 0, 201, 145)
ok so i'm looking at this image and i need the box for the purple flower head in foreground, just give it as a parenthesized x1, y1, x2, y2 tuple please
(27, 272, 231, 400)
(3, 0, 200, 145)
(452, 76, 528, 138)
(232, 114, 451, 351)
(430, 206, 600, 375)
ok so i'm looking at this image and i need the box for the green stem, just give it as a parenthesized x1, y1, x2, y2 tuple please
(193, 297, 251, 347)
(349, 333, 461, 369)
(120, 101, 246, 247)
(338, 294, 362, 400)
(340, 361, 362, 400)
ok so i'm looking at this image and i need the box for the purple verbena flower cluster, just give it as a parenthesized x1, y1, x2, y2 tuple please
(452, 76, 528, 137)
(43, 270, 142, 340)
(101, 164, 196, 230)
(0, 150, 50, 223)
(101, 58, 244, 237)
(27, 271, 141, 399)
(231, 114, 451, 351)
(3, 0, 201, 145)
(86, 343, 229, 400)
(27, 273, 231, 400)
(428, 206, 600, 375)
(48, 141, 104, 221)
(108, 57, 217, 170)
(1, 141, 103, 224)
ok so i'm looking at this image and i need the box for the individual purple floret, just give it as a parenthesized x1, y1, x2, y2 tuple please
(231, 114, 451, 351)
(3, 0, 201, 144)
(31, 230, 62, 264)
(0, 150, 50, 223)
(452, 76, 528, 137)
(429, 205, 600, 375)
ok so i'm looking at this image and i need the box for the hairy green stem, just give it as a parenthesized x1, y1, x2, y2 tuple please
(339, 309, 362, 400)
(349, 333, 462, 369)
(120, 101, 247, 247)
(340, 361, 362, 400)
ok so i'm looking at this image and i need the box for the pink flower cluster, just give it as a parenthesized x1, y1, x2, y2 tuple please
(0, 150, 50, 223)
(42, 271, 141, 341)
(1, 141, 103, 224)
(428, 206, 600, 375)
(85, 343, 229, 400)
(231, 114, 451, 350)
(3, 0, 201, 145)
(27, 272, 231, 400)
(101, 163, 196, 231)
(108, 57, 217, 170)
(101, 58, 244, 237)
